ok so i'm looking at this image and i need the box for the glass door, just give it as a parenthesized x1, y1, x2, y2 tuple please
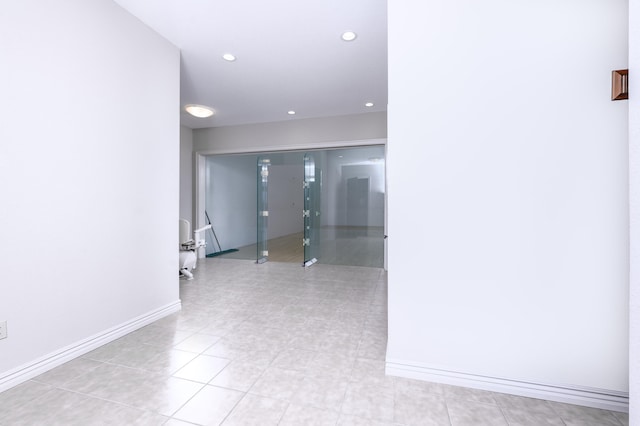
(257, 157, 270, 263)
(303, 153, 321, 266)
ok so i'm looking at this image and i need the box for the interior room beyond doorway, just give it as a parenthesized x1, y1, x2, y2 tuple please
(203, 146, 385, 268)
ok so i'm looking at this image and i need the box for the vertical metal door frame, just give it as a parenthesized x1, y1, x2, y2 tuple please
(257, 157, 270, 263)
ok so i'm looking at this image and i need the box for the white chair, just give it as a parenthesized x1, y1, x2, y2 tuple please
(179, 219, 211, 280)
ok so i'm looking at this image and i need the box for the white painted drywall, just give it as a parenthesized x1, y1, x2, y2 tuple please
(180, 126, 194, 225)
(205, 155, 258, 250)
(629, 0, 639, 420)
(193, 112, 387, 154)
(0, 0, 179, 380)
(387, 0, 629, 397)
(268, 165, 304, 239)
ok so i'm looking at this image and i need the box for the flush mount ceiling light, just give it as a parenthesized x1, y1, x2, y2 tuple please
(365, 102, 374, 107)
(222, 53, 236, 62)
(287, 110, 296, 115)
(185, 104, 214, 118)
(341, 31, 357, 41)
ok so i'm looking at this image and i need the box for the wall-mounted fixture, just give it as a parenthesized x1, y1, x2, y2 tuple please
(611, 69, 628, 101)
(185, 104, 215, 118)
(341, 31, 357, 41)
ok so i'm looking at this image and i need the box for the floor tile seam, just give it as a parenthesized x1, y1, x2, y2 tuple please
(83, 358, 156, 376)
(172, 366, 231, 385)
(169, 325, 212, 335)
(498, 403, 570, 426)
(28, 365, 108, 390)
(180, 351, 232, 364)
(40, 384, 162, 418)
(0, 382, 57, 414)
(164, 417, 201, 426)
(274, 401, 292, 425)
(209, 356, 270, 386)
(240, 347, 283, 399)
(441, 396, 454, 426)
(496, 402, 512, 425)
(80, 353, 118, 363)
(442, 388, 502, 407)
(135, 341, 201, 356)
(351, 326, 368, 360)
(169, 384, 242, 425)
(491, 395, 552, 413)
(245, 386, 293, 404)
(612, 412, 629, 426)
(544, 401, 615, 426)
(81, 359, 204, 387)
(24, 378, 57, 389)
(443, 396, 510, 425)
(174, 341, 227, 356)
(201, 356, 258, 390)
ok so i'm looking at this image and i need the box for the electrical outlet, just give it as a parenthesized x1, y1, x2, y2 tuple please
(0, 321, 7, 340)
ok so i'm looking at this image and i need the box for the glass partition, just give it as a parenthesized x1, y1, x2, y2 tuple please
(204, 145, 385, 268)
(319, 146, 385, 267)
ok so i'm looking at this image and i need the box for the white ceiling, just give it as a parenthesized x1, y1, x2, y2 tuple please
(112, 0, 388, 129)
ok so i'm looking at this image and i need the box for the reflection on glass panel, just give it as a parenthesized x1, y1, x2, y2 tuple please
(318, 146, 385, 267)
(204, 153, 258, 261)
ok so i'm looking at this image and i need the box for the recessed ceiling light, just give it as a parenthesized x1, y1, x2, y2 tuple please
(341, 31, 357, 41)
(365, 102, 374, 107)
(222, 53, 236, 62)
(288, 110, 296, 115)
(185, 104, 214, 118)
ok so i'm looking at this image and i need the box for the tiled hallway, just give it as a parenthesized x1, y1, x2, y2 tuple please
(216, 226, 384, 268)
(0, 259, 629, 425)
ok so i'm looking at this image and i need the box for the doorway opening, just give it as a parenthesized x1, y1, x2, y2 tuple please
(203, 145, 385, 268)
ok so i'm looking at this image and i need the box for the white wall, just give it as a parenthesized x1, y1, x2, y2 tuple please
(180, 126, 194, 225)
(193, 112, 387, 154)
(387, 0, 629, 410)
(268, 165, 304, 239)
(0, 0, 180, 389)
(205, 155, 258, 250)
(629, 0, 639, 421)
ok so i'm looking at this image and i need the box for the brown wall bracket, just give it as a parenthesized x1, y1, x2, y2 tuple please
(612, 69, 628, 101)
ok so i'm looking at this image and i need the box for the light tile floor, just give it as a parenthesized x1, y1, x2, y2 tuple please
(0, 259, 630, 425)
(216, 226, 384, 268)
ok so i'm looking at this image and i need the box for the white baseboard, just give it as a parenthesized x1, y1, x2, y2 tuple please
(0, 300, 181, 393)
(386, 358, 629, 413)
